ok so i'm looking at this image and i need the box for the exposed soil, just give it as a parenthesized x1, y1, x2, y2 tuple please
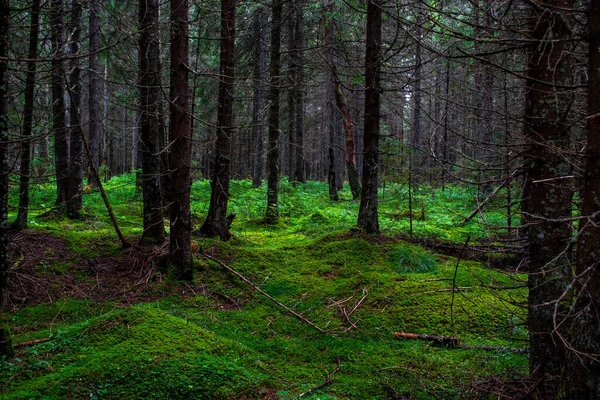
(6, 230, 183, 312)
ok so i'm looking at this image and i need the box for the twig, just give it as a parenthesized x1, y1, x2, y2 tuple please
(451, 236, 470, 335)
(297, 358, 342, 398)
(202, 253, 326, 334)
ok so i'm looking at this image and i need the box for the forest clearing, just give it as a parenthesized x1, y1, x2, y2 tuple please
(3, 178, 529, 399)
(1, 0, 599, 398)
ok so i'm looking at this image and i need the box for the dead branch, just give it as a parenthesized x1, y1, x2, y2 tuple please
(298, 358, 342, 398)
(202, 253, 326, 334)
(13, 338, 50, 349)
(393, 332, 527, 354)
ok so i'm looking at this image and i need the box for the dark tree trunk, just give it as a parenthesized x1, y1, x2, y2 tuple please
(333, 77, 361, 199)
(410, 20, 422, 179)
(0, 0, 13, 358)
(169, 0, 192, 279)
(293, 0, 306, 184)
(199, 0, 235, 241)
(67, 0, 83, 218)
(0, 0, 12, 358)
(285, 3, 295, 180)
(323, 2, 339, 200)
(13, 0, 40, 230)
(51, 0, 69, 206)
(138, 0, 164, 244)
(265, 0, 282, 224)
(563, 0, 600, 394)
(88, 0, 100, 186)
(357, 0, 381, 234)
(521, 0, 575, 380)
(251, 5, 268, 188)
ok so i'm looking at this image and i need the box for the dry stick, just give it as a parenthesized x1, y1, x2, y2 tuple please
(298, 358, 342, 398)
(62, 70, 131, 248)
(13, 338, 50, 349)
(462, 170, 519, 224)
(202, 253, 326, 334)
(451, 236, 470, 336)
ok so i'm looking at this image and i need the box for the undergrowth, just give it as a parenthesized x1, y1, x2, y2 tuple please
(2, 175, 527, 399)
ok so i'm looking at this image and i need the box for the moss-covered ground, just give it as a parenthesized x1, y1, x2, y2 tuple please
(2, 175, 527, 399)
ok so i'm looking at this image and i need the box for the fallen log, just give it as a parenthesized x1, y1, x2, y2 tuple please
(393, 332, 527, 354)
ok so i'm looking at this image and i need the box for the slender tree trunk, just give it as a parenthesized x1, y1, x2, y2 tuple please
(139, 0, 164, 244)
(67, 0, 83, 218)
(323, 1, 338, 200)
(521, 0, 575, 380)
(333, 77, 361, 199)
(252, 6, 268, 188)
(265, 0, 282, 224)
(357, 0, 381, 234)
(563, 0, 600, 394)
(169, 0, 192, 278)
(200, 0, 236, 241)
(88, 0, 100, 186)
(51, 0, 69, 206)
(0, 0, 14, 359)
(293, 0, 306, 184)
(410, 20, 422, 181)
(13, 0, 40, 230)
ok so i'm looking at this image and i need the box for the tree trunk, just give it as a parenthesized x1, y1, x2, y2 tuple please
(562, 0, 600, 394)
(169, 0, 192, 279)
(199, 0, 236, 241)
(0, 0, 13, 359)
(323, 1, 339, 200)
(88, 0, 100, 186)
(67, 0, 83, 218)
(521, 0, 575, 380)
(12, 0, 40, 230)
(357, 0, 381, 234)
(410, 20, 422, 181)
(51, 0, 69, 207)
(138, 0, 164, 244)
(251, 6, 268, 188)
(333, 77, 361, 199)
(293, 0, 306, 184)
(265, 0, 282, 224)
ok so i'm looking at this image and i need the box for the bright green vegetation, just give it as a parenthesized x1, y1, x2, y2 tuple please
(3, 175, 527, 399)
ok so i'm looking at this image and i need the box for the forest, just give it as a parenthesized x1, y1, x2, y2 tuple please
(0, 0, 599, 398)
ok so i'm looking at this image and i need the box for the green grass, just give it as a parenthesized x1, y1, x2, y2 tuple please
(2, 174, 527, 399)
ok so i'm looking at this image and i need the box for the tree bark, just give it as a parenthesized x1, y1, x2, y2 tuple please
(12, 0, 40, 230)
(357, 0, 381, 234)
(521, 0, 575, 380)
(51, 0, 69, 207)
(0, 0, 13, 359)
(88, 0, 101, 186)
(169, 0, 192, 279)
(265, 0, 282, 224)
(138, 0, 164, 244)
(562, 0, 600, 394)
(67, 0, 83, 218)
(251, 6, 268, 188)
(199, 0, 236, 241)
(293, 0, 306, 184)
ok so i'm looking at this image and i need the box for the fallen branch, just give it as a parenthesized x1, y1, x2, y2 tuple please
(462, 170, 518, 224)
(13, 338, 50, 349)
(393, 332, 527, 354)
(298, 358, 342, 398)
(202, 253, 326, 334)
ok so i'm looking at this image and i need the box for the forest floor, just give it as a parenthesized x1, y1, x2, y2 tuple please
(1, 176, 536, 399)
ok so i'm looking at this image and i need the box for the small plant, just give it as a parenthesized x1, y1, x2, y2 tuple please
(388, 245, 436, 273)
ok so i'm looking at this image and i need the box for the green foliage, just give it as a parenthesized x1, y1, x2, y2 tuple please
(3, 174, 527, 398)
(388, 245, 437, 273)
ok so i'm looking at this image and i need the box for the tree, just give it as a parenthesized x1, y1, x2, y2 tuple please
(251, 5, 268, 188)
(12, 0, 41, 230)
(199, 0, 236, 240)
(292, 0, 306, 184)
(357, 0, 382, 234)
(50, 0, 69, 206)
(0, 0, 13, 358)
(563, 0, 600, 394)
(521, 0, 575, 380)
(265, 0, 282, 224)
(88, 0, 101, 187)
(67, 0, 84, 218)
(138, 0, 164, 244)
(169, 0, 193, 279)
